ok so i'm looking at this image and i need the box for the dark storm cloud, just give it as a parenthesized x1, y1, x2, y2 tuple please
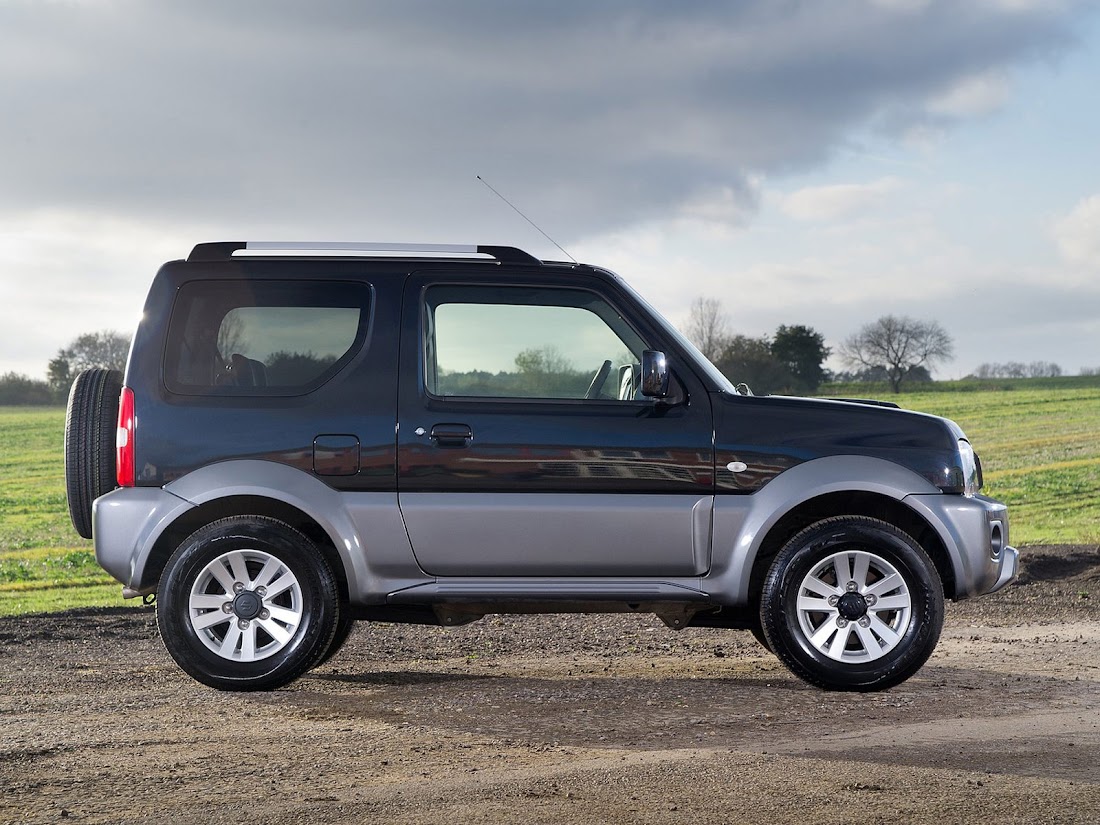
(0, 0, 1084, 239)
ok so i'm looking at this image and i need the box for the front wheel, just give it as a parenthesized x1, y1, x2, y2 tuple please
(156, 516, 340, 691)
(760, 516, 943, 692)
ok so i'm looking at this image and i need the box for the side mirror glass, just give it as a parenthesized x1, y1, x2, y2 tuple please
(640, 350, 669, 398)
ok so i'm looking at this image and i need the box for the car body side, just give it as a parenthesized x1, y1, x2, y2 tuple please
(92, 255, 1016, 625)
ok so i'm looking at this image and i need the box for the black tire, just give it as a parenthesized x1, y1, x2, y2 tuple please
(64, 368, 122, 539)
(313, 611, 355, 669)
(760, 516, 944, 692)
(156, 516, 340, 691)
(749, 623, 772, 653)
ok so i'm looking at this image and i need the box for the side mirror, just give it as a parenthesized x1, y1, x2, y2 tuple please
(640, 350, 669, 398)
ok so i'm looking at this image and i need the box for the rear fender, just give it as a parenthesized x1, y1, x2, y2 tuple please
(161, 460, 419, 601)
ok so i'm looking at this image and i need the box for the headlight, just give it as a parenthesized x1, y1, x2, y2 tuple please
(957, 439, 980, 497)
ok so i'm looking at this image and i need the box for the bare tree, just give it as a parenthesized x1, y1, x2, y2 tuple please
(1027, 361, 1062, 378)
(50, 329, 132, 387)
(839, 315, 953, 393)
(974, 361, 1063, 379)
(684, 297, 729, 363)
(216, 312, 246, 358)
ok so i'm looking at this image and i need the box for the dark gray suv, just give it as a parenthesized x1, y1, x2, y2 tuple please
(65, 241, 1017, 692)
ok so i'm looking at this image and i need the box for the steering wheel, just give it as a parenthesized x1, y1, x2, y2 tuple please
(585, 360, 614, 399)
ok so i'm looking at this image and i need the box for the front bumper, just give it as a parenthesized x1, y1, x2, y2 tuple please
(905, 493, 1017, 600)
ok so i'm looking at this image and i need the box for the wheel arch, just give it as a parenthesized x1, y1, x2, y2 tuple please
(748, 490, 955, 602)
(132, 460, 377, 600)
(139, 494, 350, 603)
(710, 455, 960, 606)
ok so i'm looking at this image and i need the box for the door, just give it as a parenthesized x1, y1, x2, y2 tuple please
(397, 272, 715, 577)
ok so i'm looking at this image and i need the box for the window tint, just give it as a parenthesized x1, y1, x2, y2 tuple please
(425, 286, 647, 400)
(165, 280, 369, 395)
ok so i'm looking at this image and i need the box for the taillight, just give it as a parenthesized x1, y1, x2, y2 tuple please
(116, 386, 135, 487)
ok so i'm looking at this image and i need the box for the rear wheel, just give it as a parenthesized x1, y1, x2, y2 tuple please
(64, 368, 122, 539)
(760, 516, 943, 692)
(156, 516, 340, 690)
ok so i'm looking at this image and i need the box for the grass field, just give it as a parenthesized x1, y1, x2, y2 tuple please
(859, 386, 1100, 545)
(0, 406, 133, 615)
(1, 384, 1097, 614)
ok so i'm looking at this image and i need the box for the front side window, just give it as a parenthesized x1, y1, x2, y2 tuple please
(165, 279, 369, 395)
(425, 285, 647, 400)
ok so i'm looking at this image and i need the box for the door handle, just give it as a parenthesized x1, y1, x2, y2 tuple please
(429, 423, 473, 447)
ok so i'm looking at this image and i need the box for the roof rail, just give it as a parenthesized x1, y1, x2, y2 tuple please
(186, 241, 542, 266)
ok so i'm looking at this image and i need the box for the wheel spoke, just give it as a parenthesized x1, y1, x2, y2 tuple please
(851, 552, 871, 590)
(192, 609, 231, 631)
(829, 623, 853, 657)
(796, 595, 834, 613)
(265, 604, 302, 627)
(864, 572, 904, 598)
(207, 558, 236, 595)
(802, 575, 842, 598)
(190, 594, 230, 610)
(258, 618, 292, 646)
(869, 614, 903, 647)
(239, 623, 257, 661)
(227, 551, 250, 587)
(832, 552, 853, 587)
(218, 624, 243, 657)
(871, 594, 911, 611)
(253, 556, 283, 589)
(809, 619, 838, 649)
(854, 623, 884, 660)
(263, 572, 296, 599)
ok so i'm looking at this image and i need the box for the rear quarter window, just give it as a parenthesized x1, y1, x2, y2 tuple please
(164, 279, 370, 396)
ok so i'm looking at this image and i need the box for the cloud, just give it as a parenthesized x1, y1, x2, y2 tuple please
(0, 0, 1085, 242)
(925, 71, 1012, 117)
(0, 1, 1094, 378)
(1052, 194, 1100, 268)
(780, 177, 904, 222)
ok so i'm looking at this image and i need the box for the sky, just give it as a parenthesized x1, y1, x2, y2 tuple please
(2, 0, 1099, 380)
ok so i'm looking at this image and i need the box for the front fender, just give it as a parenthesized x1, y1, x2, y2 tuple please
(707, 454, 942, 605)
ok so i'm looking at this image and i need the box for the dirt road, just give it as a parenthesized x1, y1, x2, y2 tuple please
(2, 545, 1099, 824)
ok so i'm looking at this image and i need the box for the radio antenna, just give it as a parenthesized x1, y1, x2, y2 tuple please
(476, 175, 576, 263)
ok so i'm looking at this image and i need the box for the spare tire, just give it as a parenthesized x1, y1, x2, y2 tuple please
(65, 368, 123, 539)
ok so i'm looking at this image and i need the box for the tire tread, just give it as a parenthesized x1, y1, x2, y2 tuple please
(64, 368, 122, 539)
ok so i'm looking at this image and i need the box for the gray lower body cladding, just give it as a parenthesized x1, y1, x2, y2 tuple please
(92, 459, 1016, 607)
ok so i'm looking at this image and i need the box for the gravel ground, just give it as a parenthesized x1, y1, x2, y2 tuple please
(1, 544, 1098, 825)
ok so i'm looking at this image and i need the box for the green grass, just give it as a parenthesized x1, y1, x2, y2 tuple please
(0, 407, 80, 551)
(1, 384, 1098, 615)
(0, 546, 134, 615)
(0, 581, 140, 616)
(0, 406, 131, 614)
(864, 385, 1100, 545)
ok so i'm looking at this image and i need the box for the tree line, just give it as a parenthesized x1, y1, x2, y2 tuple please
(1, 318, 1091, 405)
(685, 298, 955, 394)
(686, 298, 832, 395)
(684, 298, 1094, 393)
(1, 331, 131, 405)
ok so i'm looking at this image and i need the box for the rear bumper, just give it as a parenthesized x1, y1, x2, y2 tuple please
(92, 487, 195, 593)
(905, 493, 1017, 599)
